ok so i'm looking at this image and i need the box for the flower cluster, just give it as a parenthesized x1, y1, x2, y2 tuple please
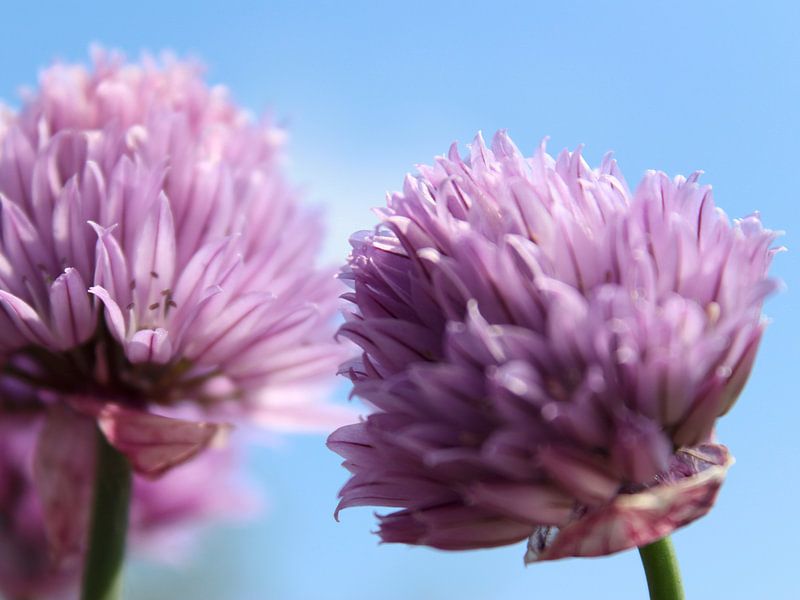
(0, 50, 344, 563)
(329, 131, 780, 561)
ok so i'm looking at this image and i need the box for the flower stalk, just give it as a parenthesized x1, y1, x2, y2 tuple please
(80, 427, 132, 600)
(638, 536, 685, 600)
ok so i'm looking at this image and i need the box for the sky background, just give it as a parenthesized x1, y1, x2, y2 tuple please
(1, 1, 798, 599)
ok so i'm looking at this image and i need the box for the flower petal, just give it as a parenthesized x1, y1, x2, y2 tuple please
(0, 290, 57, 348)
(88, 285, 127, 343)
(126, 328, 172, 364)
(468, 482, 574, 525)
(90, 220, 131, 309)
(49, 267, 95, 349)
(132, 192, 176, 316)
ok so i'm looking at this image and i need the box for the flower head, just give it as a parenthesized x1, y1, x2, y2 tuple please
(0, 49, 344, 556)
(0, 414, 255, 600)
(329, 131, 780, 561)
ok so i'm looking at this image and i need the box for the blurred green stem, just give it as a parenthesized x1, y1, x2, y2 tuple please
(638, 536, 685, 600)
(80, 427, 131, 600)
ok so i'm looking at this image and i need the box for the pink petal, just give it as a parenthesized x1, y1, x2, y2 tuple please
(468, 482, 574, 525)
(1, 194, 55, 294)
(31, 131, 88, 240)
(88, 285, 127, 342)
(79, 160, 106, 228)
(132, 192, 176, 314)
(170, 236, 240, 316)
(33, 405, 96, 558)
(246, 385, 358, 432)
(379, 504, 533, 550)
(184, 291, 274, 363)
(90, 220, 131, 308)
(538, 445, 620, 506)
(49, 267, 95, 349)
(52, 177, 93, 279)
(126, 328, 172, 364)
(0, 290, 57, 348)
(0, 125, 35, 208)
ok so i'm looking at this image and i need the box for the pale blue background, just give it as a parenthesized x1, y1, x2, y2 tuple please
(1, 2, 798, 599)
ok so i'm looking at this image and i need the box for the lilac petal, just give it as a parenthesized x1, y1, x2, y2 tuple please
(407, 363, 488, 428)
(336, 473, 454, 517)
(126, 328, 172, 364)
(379, 504, 533, 550)
(131, 192, 176, 316)
(32, 405, 96, 558)
(468, 482, 574, 525)
(170, 236, 240, 313)
(0, 125, 36, 207)
(611, 411, 673, 484)
(88, 285, 127, 343)
(105, 156, 166, 256)
(49, 268, 95, 350)
(327, 422, 376, 467)
(90, 221, 131, 308)
(525, 444, 732, 562)
(168, 284, 223, 351)
(1, 194, 55, 299)
(538, 445, 620, 506)
(52, 177, 93, 279)
(174, 162, 233, 266)
(184, 291, 274, 363)
(226, 303, 325, 361)
(229, 343, 341, 385)
(0, 290, 56, 348)
(30, 131, 88, 242)
(718, 322, 765, 415)
(339, 317, 438, 372)
(79, 160, 106, 228)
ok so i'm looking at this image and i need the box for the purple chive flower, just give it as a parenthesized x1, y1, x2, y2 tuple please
(328, 131, 781, 562)
(0, 414, 256, 600)
(0, 49, 346, 558)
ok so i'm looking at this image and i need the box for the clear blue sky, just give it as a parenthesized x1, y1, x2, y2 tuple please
(1, 2, 797, 599)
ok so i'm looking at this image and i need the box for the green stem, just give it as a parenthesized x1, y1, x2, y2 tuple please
(80, 427, 132, 600)
(638, 536, 685, 600)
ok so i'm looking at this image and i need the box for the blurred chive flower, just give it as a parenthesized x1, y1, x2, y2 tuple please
(0, 48, 345, 560)
(329, 131, 780, 561)
(0, 414, 256, 600)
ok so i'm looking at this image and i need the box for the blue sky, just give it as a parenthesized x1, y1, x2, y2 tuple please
(1, 2, 797, 598)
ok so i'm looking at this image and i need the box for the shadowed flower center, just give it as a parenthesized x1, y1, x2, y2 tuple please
(2, 329, 221, 411)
